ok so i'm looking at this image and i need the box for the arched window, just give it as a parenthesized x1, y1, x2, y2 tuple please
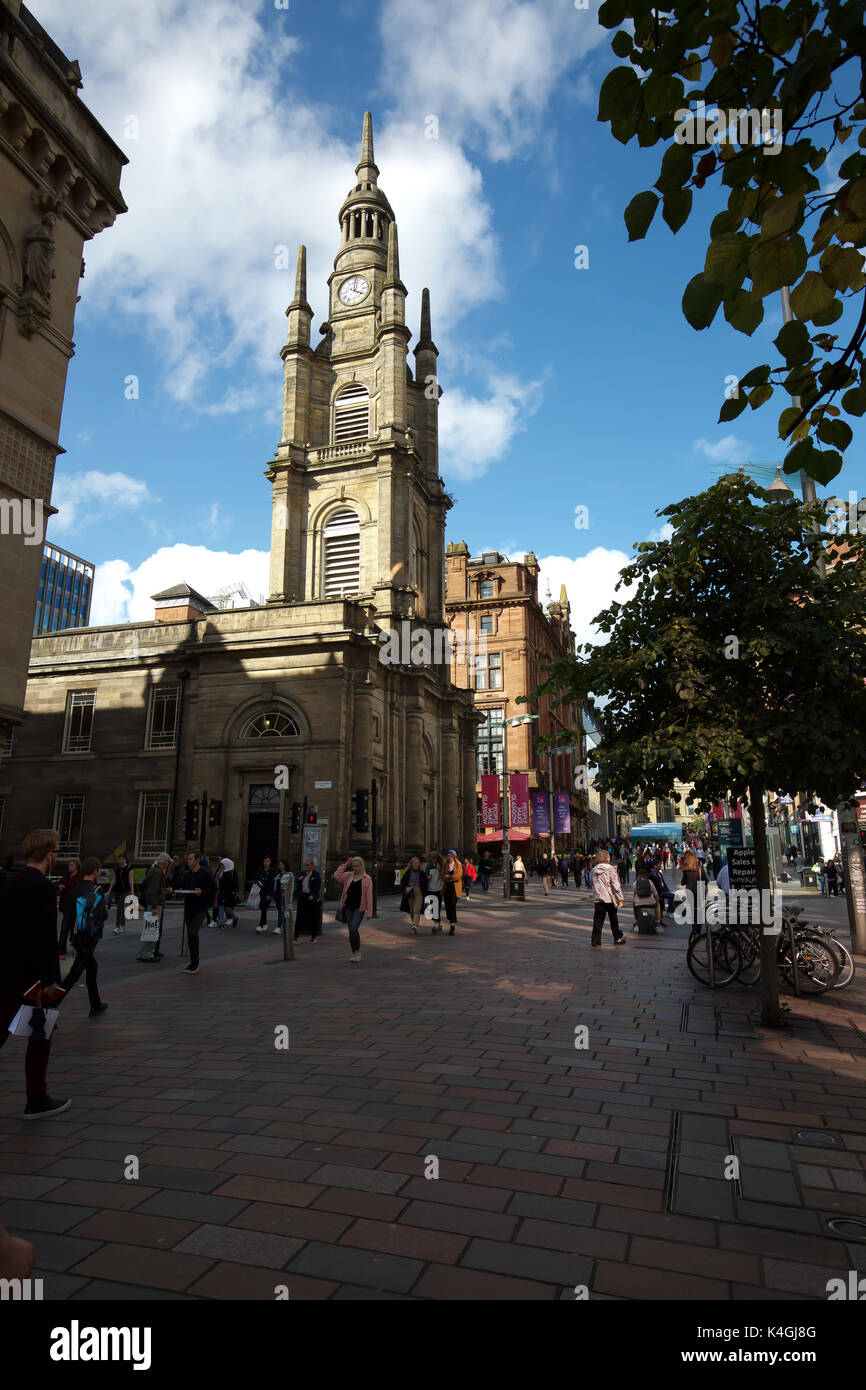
(240, 711, 300, 738)
(322, 507, 361, 597)
(333, 383, 369, 442)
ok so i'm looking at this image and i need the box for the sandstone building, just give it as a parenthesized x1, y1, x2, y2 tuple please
(0, 0, 125, 758)
(0, 114, 478, 882)
(444, 545, 585, 852)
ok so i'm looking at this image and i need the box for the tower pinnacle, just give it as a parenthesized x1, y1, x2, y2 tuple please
(356, 110, 379, 183)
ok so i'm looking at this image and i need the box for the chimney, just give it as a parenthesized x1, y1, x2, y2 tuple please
(151, 583, 218, 624)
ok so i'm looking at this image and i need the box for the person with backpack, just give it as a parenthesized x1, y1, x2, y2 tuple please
(632, 871, 661, 933)
(136, 852, 172, 962)
(111, 854, 132, 936)
(216, 858, 240, 929)
(62, 857, 109, 1016)
(0, 828, 70, 1117)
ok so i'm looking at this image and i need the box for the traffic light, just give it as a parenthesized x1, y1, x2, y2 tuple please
(352, 788, 369, 833)
(184, 799, 200, 840)
(208, 799, 222, 829)
(290, 802, 302, 832)
(306, 806, 318, 824)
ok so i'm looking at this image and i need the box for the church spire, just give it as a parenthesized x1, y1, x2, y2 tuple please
(356, 110, 379, 183)
(383, 221, 404, 291)
(287, 244, 311, 315)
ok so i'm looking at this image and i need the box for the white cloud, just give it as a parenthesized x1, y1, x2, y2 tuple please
(379, 0, 606, 160)
(89, 544, 269, 625)
(439, 374, 544, 480)
(647, 522, 674, 542)
(538, 547, 635, 650)
(693, 434, 750, 464)
(49, 470, 155, 534)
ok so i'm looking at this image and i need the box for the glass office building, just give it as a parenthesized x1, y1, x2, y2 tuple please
(34, 545, 94, 635)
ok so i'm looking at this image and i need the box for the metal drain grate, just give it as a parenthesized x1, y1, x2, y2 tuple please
(794, 1129, 842, 1148)
(679, 1004, 689, 1033)
(827, 1217, 866, 1241)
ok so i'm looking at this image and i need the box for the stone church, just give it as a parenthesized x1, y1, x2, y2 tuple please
(0, 114, 479, 884)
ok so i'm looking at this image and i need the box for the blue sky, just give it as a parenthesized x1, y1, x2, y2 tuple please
(35, 0, 859, 643)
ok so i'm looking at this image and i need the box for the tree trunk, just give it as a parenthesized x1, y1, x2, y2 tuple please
(751, 785, 783, 1027)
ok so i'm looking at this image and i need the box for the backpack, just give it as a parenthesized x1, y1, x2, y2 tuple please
(634, 877, 653, 901)
(72, 885, 105, 940)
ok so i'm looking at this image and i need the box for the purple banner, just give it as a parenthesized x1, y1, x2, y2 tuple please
(554, 793, 571, 834)
(531, 792, 549, 835)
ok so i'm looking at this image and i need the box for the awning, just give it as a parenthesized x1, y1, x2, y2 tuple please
(629, 823, 684, 839)
(476, 828, 533, 843)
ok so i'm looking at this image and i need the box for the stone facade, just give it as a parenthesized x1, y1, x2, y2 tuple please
(0, 1, 126, 750)
(444, 543, 586, 850)
(0, 113, 477, 880)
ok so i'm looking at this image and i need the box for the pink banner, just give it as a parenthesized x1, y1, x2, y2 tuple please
(554, 793, 571, 834)
(480, 774, 501, 829)
(509, 773, 530, 829)
(531, 792, 549, 835)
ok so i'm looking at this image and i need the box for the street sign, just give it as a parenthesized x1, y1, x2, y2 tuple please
(314, 781, 332, 789)
(727, 846, 758, 890)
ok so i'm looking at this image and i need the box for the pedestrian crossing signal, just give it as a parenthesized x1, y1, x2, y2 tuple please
(306, 807, 318, 824)
(184, 799, 200, 840)
(352, 789, 369, 833)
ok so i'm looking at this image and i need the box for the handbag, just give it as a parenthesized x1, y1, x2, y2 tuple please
(140, 912, 160, 942)
(335, 903, 346, 923)
(246, 884, 261, 909)
(9, 1005, 60, 1040)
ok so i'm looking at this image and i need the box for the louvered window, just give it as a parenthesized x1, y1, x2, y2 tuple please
(333, 384, 369, 442)
(323, 508, 361, 597)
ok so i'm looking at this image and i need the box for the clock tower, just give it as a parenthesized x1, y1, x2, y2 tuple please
(267, 112, 448, 626)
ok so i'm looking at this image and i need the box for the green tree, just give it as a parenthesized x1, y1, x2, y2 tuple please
(527, 474, 866, 1025)
(597, 0, 866, 484)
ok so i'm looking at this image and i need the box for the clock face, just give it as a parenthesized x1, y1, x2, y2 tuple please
(338, 274, 370, 306)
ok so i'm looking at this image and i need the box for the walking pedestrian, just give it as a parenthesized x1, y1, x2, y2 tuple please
(136, 852, 172, 961)
(680, 851, 707, 931)
(255, 856, 278, 933)
(275, 859, 294, 935)
(56, 857, 81, 959)
(590, 851, 625, 948)
(825, 858, 839, 897)
(216, 857, 239, 929)
(62, 857, 110, 1016)
(559, 854, 569, 888)
(478, 850, 492, 893)
(334, 857, 373, 962)
(538, 850, 552, 895)
(110, 855, 132, 936)
(169, 854, 184, 891)
(400, 856, 427, 934)
(0, 829, 70, 1117)
(443, 851, 462, 935)
(294, 858, 321, 941)
(426, 852, 444, 932)
(463, 857, 477, 898)
(180, 851, 216, 973)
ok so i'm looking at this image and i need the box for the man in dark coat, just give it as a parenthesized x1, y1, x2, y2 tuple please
(0, 829, 69, 1117)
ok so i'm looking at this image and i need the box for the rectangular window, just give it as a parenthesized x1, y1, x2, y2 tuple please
(479, 580, 495, 599)
(136, 791, 171, 857)
(474, 651, 502, 691)
(54, 795, 84, 855)
(480, 615, 493, 635)
(146, 685, 180, 749)
(63, 690, 95, 752)
(476, 707, 505, 780)
(488, 652, 502, 690)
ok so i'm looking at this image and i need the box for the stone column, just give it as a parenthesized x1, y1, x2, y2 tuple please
(441, 724, 459, 852)
(405, 708, 424, 851)
(462, 721, 477, 856)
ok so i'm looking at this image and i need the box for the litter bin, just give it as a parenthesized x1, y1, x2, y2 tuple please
(509, 872, 525, 900)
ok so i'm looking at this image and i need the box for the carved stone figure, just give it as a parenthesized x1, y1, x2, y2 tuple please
(22, 213, 56, 299)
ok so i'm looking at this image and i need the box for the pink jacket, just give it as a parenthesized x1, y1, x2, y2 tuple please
(592, 862, 623, 905)
(334, 865, 373, 916)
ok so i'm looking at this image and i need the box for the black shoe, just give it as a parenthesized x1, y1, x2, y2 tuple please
(89, 1003, 109, 1016)
(153, 952, 164, 959)
(449, 927, 455, 936)
(183, 963, 199, 973)
(23, 1095, 71, 1119)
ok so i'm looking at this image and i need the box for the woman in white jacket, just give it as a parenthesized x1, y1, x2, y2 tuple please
(590, 851, 626, 948)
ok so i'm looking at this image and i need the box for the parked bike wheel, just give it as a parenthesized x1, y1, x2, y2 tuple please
(732, 926, 762, 985)
(828, 937, 855, 989)
(687, 930, 742, 988)
(778, 932, 840, 994)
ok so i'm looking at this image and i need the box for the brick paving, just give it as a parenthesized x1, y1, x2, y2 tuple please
(2, 881, 865, 1300)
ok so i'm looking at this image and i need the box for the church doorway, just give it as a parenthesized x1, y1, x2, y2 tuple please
(245, 784, 280, 887)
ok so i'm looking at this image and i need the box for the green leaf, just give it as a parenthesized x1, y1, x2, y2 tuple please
(810, 299, 844, 327)
(748, 235, 807, 296)
(709, 30, 737, 68)
(655, 141, 693, 194)
(598, 0, 629, 28)
(643, 73, 684, 119)
(841, 386, 866, 416)
(662, 187, 693, 232)
(723, 288, 763, 334)
(711, 209, 740, 237)
(760, 192, 804, 240)
(748, 383, 774, 409)
(783, 438, 843, 485)
(789, 271, 836, 321)
(682, 272, 724, 330)
(704, 232, 751, 288)
(719, 392, 748, 422)
(773, 319, 812, 365)
(678, 52, 702, 81)
(624, 190, 659, 241)
(611, 30, 633, 59)
(598, 66, 641, 123)
(777, 405, 801, 440)
(816, 418, 853, 451)
(738, 364, 771, 390)
(820, 245, 866, 291)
